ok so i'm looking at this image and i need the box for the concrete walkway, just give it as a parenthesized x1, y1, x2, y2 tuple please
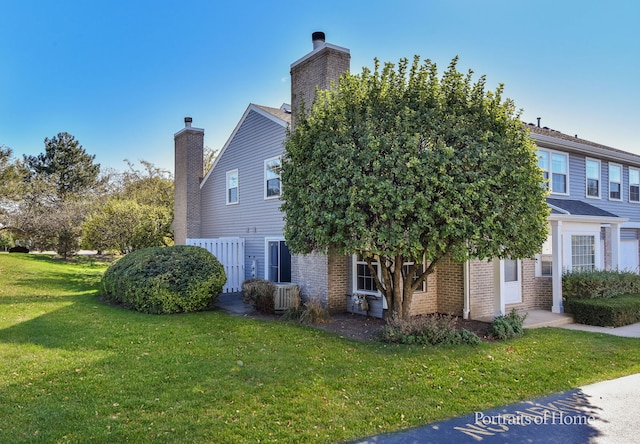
(523, 309, 640, 338)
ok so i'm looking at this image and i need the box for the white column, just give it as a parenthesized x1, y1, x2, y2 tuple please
(493, 260, 505, 317)
(610, 223, 621, 270)
(551, 220, 563, 313)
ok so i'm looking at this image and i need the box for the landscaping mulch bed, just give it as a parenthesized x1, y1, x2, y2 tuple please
(313, 313, 493, 342)
(244, 310, 492, 342)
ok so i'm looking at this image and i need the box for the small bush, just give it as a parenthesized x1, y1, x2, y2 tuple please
(563, 270, 640, 299)
(281, 289, 304, 321)
(241, 278, 276, 314)
(380, 314, 481, 346)
(565, 295, 640, 327)
(489, 309, 527, 340)
(101, 245, 226, 314)
(299, 297, 330, 324)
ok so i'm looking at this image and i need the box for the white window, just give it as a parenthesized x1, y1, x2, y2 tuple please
(609, 163, 622, 200)
(226, 169, 238, 204)
(535, 234, 553, 277)
(354, 254, 379, 294)
(571, 235, 595, 272)
(538, 149, 568, 194)
(264, 157, 281, 199)
(585, 159, 600, 198)
(352, 255, 426, 294)
(629, 168, 640, 203)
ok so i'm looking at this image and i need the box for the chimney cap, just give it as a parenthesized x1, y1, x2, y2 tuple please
(185, 117, 192, 128)
(312, 31, 325, 42)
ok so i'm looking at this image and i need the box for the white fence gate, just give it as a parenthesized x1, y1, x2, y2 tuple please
(187, 238, 245, 293)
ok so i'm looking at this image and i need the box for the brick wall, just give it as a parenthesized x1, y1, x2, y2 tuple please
(469, 259, 497, 320)
(436, 257, 464, 316)
(408, 271, 438, 316)
(174, 121, 204, 245)
(290, 43, 350, 129)
(291, 251, 328, 304)
(327, 249, 349, 313)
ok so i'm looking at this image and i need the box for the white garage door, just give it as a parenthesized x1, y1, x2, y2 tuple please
(620, 240, 639, 273)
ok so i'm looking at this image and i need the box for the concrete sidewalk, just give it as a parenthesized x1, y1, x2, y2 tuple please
(560, 321, 640, 338)
(351, 373, 640, 443)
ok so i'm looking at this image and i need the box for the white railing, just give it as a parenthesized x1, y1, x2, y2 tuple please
(187, 238, 245, 293)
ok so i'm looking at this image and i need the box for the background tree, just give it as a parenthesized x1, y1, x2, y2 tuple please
(82, 199, 172, 254)
(0, 146, 28, 241)
(282, 56, 549, 319)
(81, 160, 174, 253)
(12, 133, 101, 256)
(24, 132, 100, 199)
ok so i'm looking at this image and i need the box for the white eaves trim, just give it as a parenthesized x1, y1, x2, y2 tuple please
(530, 132, 640, 167)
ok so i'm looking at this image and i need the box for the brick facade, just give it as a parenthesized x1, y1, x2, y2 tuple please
(291, 251, 328, 303)
(469, 259, 497, 319)
(174, 119, 204, 245)
(290, 40, 350, 129)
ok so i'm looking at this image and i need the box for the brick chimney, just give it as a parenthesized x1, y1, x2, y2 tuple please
(174, 117, 204, 245)
(290, 31, 350, 128)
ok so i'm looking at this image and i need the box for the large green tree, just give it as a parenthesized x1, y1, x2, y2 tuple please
(24, 132, 100, 199)
(282, 56, 549, 319)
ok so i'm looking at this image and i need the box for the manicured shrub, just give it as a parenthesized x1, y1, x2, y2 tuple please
(565, 295, 640, 327)
(380, 314, 481, 346)
(563, 270, 640, 299)
(489, 309, 527, 340)
(241, 278, 276, 314)
(101, 245, 226, 314)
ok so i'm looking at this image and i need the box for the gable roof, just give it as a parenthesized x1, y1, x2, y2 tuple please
(201, 103, 290, 186)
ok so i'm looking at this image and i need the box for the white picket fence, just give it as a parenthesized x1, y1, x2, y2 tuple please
(187, 238, 245, 293)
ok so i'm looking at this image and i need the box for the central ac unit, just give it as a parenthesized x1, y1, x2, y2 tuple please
(274, 283, 299, 312)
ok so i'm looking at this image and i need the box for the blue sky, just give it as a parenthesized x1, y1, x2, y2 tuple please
(2, 0, 639, 174)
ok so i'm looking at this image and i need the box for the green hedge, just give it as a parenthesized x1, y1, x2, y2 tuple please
(102, 245, 226, 314)
(563, 270, 640, 299)
(565, 295, 640, 327)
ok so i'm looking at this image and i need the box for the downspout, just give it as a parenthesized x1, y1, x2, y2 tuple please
(463, 259, 470, 319)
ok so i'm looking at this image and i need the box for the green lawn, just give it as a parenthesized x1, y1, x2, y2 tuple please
(1, 253, 639, 443)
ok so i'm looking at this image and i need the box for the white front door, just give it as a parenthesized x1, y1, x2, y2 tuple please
(621, 240, 639, 273)
(502, 259, 522, 305)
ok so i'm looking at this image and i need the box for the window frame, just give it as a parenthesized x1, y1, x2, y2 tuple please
(538, 149, 569, 195)
(585, 158, 600, 199)
(264, 156, 282, 200)
(571, 234, 596, 272)
(629, 167, 640, 203)
(264, 237, 291, 283)
(352, 255, 427, 296)
(226, 169, 239, 205)
(608, 163, 622, 201)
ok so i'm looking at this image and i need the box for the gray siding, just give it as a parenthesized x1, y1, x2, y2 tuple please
(200, 108, 287, 281)
(546, 150, 640, 223)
